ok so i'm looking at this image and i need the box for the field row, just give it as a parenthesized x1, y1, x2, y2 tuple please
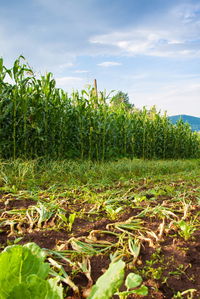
(0, 159, 200, 298)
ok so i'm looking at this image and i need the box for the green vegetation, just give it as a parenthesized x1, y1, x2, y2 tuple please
(1, 56, 200, 160)
(1, 56, 200, 298)
(0, 159, 200, 298)
(110, 91, 134, 110)
(169, 115, 200, 132)
(0, 158, 199, 190)
(88, 260, 148, 299)
(0, 243, 63, 298)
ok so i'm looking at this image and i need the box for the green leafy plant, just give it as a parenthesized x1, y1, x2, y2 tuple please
(58, 212, 76, 231)
(68, 213, 76, 231)
(88, 259, 125, 299)
(116, 273, 148, 299)
(0, 242, 63, 299)
(105, 205, 123, 220)
(140, 248, 165, 281)
(87, 259, 148, 299)
(176, 219, 196, 241)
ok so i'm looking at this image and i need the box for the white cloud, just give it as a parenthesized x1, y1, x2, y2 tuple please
(90, 28, 197, 58)
(55, 76, 85, 90)
(172, 3, 200, 24)
(97, 61, 122, 67)
(90, 2, 200, 59)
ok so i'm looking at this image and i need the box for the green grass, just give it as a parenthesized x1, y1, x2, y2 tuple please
(0, 158, 199, 191)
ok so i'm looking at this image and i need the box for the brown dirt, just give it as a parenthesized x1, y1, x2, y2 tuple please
(19, 230, 69, 249)
(0, 195, 200, 299)
(0, 198, 36, 210)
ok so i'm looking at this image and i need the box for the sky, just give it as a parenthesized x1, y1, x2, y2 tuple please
(1, 0, 200, 117)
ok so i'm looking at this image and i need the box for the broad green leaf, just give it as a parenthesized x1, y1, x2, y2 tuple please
(24, 242, 47, 261)
(178, 220, 187, 231)
(88, 259, 125, 299)
(48, 277, 64, 298)
(8, 275, 63, 299)
(58, 213, 68, 224)
(125, 273, 143, 289)
(0, 245, 49, 298)
(69, 213, 76, 225)
(8, 288, 30, 299)
(131, 285, 148, 295)
(117, 285, 148, 297)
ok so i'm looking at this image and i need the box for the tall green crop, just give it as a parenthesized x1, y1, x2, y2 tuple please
(0, 56, 200, 160)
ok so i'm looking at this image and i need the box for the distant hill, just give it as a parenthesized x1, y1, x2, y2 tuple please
(169, 115, 200, 131)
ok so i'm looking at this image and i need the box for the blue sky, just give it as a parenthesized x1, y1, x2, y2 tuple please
(1, 0, 200, 116)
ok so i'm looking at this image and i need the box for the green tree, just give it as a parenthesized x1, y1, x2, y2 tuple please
(111, 91, 134, 109)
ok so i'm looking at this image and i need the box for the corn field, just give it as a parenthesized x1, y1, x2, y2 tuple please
(0, 56, 200, 160)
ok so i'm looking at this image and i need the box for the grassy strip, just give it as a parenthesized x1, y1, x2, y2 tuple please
(0, 158, 199, 191)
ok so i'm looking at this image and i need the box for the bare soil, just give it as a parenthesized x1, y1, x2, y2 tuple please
(0, 187, 200, 299)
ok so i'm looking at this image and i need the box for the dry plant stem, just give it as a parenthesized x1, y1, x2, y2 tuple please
(158, 218, 165, 240)
(48, 258, 80, 296)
